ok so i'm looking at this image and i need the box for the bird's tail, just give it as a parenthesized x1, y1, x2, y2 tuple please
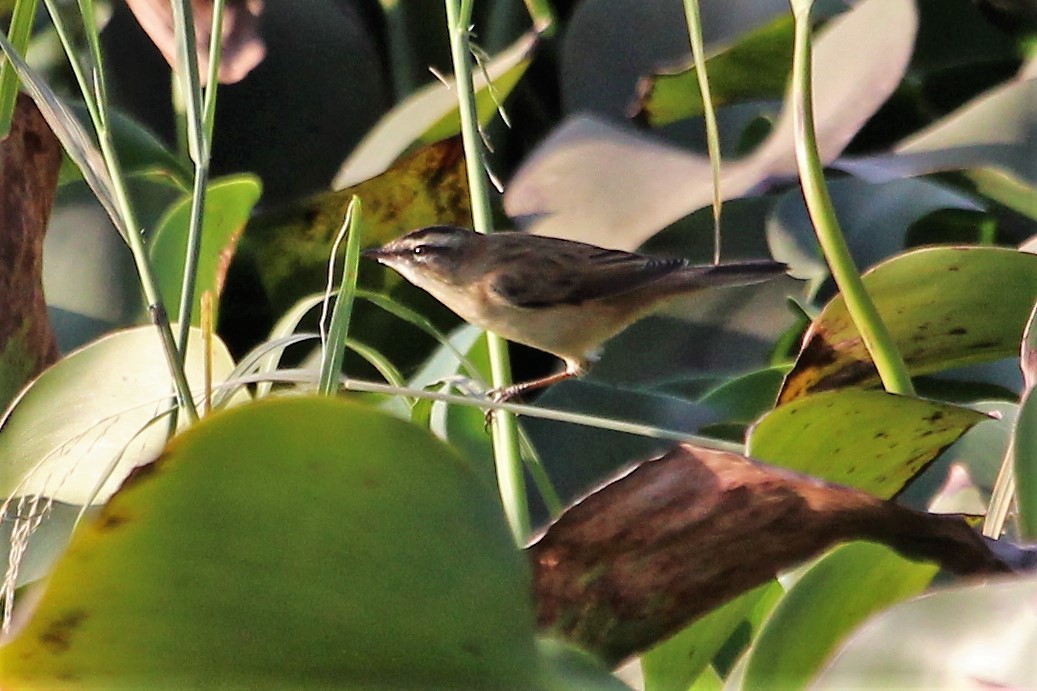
(666, 259, 788, 293)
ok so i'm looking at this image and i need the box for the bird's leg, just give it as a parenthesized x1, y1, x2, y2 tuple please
(486, 358, 588, 411)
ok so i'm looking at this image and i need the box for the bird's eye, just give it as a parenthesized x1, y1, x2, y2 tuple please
(413, 245, 427, 256)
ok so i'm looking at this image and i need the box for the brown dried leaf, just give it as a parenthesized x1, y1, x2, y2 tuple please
(529, 443, 1009, 664)
(0, 95, 62, 410)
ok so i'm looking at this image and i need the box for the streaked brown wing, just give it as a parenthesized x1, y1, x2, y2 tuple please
(487, 237, 687, 309)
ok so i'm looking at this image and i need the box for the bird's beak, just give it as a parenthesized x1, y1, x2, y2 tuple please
(361, 246, 389, 262)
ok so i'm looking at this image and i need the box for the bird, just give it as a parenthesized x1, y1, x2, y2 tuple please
(363, 225, 786, 402)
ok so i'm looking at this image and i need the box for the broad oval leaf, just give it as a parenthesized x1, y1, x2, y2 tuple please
(149, 174, 262, 325)
(813, 575, 1037, 688)
(742, 541, 939, 688)
(0, 397, 544, 688)
(748, 388, 988, 497)
(333, 31, 536, 190)
(0, 325, 238, 505)
(779, 246, 1037, 403)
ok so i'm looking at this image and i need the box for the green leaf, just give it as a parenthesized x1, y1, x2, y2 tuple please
(239, 138, 471, 317)
(59, 103, 190, 188)
(641, 583, 780, 691)
(506, 0, 916, 249)
(333, 31, 536, 190)
(634, 14, 793, 127)
(813, 575, 1037, 688)
(694, 365, 790, 423)
(742, 541, 939, 689)
(1, 397, 543, 687)
(747, 389, 988, 497)
(1015, 388, 1037, 538)
(149, 175, 262, 325)
(0, 325, 240, 505)
(780, 247, 1037, 403)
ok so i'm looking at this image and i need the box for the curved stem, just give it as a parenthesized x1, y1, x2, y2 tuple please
(790, 8, 914, 396)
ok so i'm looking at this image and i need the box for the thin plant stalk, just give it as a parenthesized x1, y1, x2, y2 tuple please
(318, 197, 363, 396)
(0, 0, 40, 137)
(445, 0, 530, 543)
(984, 439, 1016, 538)
(790, 4, 913, 396)
(170, 0, 225, 359)
(681, 0, 723, 264)
(40, 0, 199, 421)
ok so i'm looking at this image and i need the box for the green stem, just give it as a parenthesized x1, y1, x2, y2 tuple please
(41, 0, 198, 422)
(445, 0, 530, 543)
(170, 0, 214, 358)
(0, 0, 40, 138)
(790, 7, 913, 396)
(681, 0, 723, 263)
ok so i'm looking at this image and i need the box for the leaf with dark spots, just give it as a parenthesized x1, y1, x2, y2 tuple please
(39, 610, 87, 654)
(233, 137, 471, 316)
(528, 443, 1008, 664)
(780, 247, 1037, 403)
(748, 389, 987, 498)
(0, 94, 63, 411)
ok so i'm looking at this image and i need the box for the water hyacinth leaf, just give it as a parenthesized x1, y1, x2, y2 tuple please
(149, 175, 262, 325)
(640, 583, 780, 691)
(633, 14, 794, 127)
(0, 325, 239, 505)
(530, 443, 1003, 664)
(506, 0, 916, 249)
(0, 397, 543, 687)
(779, 247, 1037, 403)
(841, 78, 1037, 186)
(813, 576, 1037, 688)
(742, 541, 939, 689)
(747, 389, 988, 497)
(333, 31, 537, 190)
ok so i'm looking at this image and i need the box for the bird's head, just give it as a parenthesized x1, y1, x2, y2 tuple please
(362, 225, 482, 288)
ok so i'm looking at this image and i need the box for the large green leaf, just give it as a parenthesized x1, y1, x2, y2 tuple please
(747, 389, 987, 497)
(149, 175, 262, 325)
(779, 247, 1037, 403)
(0, 325, 239, 505)
(634, 14, 793, 127)
(742, 541, 939, 689)
(813, 575, 1037, 688)
(0, 397, 546, 687)
(640, 583, 781, 691)
(333, 31, 536, 190)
